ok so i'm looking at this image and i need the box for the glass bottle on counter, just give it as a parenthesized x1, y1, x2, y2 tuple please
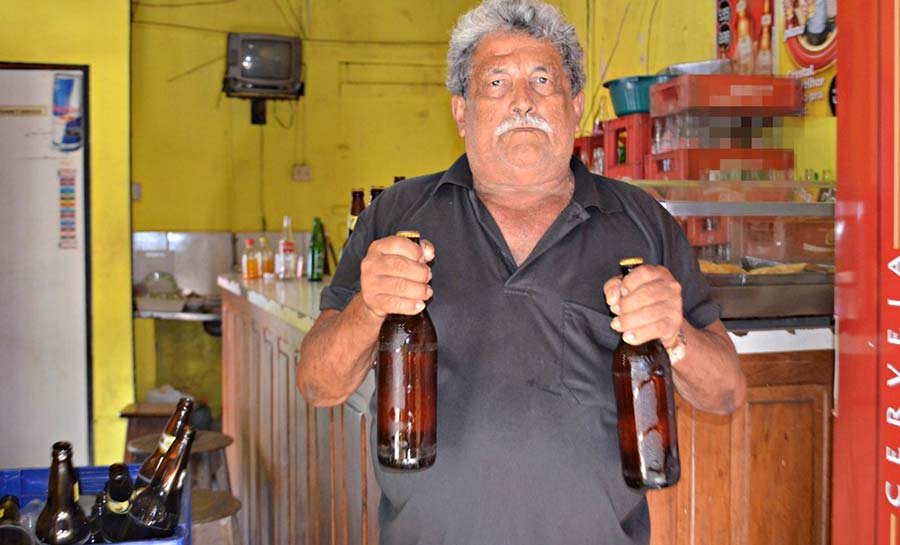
(257, 236, 274, 275)
(119, 427, 195, 540)
(370, 186, 384, 202)
(0, 495, 34, 545)
(276, 215, 298, 281)
(35, 442, 89, 545)
(135, 397, 194, 490)
(241, 239, 260, 280)
(611, 257, 681, 489)
(307, 217, 325, 282)
(376, 230, 438, 470)
(347, 188, 366, 238)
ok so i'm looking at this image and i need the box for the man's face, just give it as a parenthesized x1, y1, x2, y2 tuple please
(451, 32, 584, 177)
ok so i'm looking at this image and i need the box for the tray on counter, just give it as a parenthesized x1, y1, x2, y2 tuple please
(705, 272, 833, 319)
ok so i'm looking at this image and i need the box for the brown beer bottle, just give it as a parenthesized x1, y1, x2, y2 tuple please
(347, 188, 366, 238)
(98, 464, 134, 542)
(611, 257, 681, 489)
(369, 186, 384, 202)
(135, 397, 194, 489)
(0, 495, 34, 545)
(35, 442, 89, 545)
(376, 230, 438, 470)
(121, 426, 195, 540)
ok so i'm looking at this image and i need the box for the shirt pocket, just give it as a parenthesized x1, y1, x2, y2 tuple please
(560, 300, 621, 409)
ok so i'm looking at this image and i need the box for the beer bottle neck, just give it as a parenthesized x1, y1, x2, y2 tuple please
(0, 499, 21, 524)
(46, 458, 79, 509)
(107, 465, 134, 506)
(163, 399, 194, 437)
(148, 431, 194, 496)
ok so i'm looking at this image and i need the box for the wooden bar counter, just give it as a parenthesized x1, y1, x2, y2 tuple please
(219, 273, 834, 545)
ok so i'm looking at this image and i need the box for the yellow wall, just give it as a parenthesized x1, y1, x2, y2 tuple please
(131, 1, 489, 241)
(0, 1, 133, 463)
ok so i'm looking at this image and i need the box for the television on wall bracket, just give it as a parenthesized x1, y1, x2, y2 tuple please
(223, 32, 304, 100)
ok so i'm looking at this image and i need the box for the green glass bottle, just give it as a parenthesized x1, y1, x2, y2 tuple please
(307, 217, 325, 282)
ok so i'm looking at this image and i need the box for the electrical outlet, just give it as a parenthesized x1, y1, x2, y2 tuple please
(132, 182, 142, 201)
(292, 164, 312, 181)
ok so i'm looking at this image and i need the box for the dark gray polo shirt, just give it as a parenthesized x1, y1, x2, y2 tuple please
(321, 155, 719, 545)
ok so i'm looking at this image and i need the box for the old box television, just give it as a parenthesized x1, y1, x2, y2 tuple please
(224, 32, 303, 99)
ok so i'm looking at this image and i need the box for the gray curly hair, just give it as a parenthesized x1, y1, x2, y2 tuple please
(446, 0, 585, 99)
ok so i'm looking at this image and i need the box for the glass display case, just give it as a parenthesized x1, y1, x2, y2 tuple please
(632, 180, 835, 323)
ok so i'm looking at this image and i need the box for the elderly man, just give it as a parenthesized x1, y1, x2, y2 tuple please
(297, 0, 746, 543)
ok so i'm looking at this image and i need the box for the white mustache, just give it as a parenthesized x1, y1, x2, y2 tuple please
(495, 114, 553, 137)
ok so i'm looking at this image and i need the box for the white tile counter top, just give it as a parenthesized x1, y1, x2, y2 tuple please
(217, 273, 328, 333)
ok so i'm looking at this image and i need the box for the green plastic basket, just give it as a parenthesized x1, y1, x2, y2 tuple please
(603, 75, 675, 116)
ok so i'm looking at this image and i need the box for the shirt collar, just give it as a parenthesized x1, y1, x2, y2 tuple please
(433, 154, 623, 214)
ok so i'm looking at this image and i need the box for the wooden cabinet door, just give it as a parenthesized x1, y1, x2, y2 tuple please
(649, 350, 833, 545)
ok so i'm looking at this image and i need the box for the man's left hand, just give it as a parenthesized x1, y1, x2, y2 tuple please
(603, 264, 683, 347)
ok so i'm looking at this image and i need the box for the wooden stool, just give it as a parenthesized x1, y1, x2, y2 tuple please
(191, 489, 242, 545)
(119, 403, 177, 463)
(127, 430, 234, 492)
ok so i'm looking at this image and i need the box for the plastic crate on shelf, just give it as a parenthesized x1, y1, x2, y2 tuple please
(644, 148, 794, 181)
(649, 75, 804, 118)
(0, 464, 191, 545)
(573, 135, 603, 170)
(604, 113, 652, 167)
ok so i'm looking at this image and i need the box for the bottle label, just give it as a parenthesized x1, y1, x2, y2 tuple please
(73, 481, 80, 503)
(107, 497, 130, 514)
(348, 214, 359, 234)
(279, 240, 295, 254)
(0, 507, 4, 519)
(158, 432, 176, 453)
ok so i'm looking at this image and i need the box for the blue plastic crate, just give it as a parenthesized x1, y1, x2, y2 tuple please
(0, 464, 191, 545)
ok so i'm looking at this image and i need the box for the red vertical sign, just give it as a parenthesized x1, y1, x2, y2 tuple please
(880, 0, 900, 543)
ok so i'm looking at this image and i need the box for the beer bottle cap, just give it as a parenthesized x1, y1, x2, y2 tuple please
(396, 230, 421, 240)
(619, 257, 644, 267)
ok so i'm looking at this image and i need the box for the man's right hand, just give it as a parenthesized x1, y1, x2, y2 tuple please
(359, 235, 435, 318)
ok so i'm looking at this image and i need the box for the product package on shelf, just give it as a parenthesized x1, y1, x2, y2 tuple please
(649, 75, 804, 118)
(651, 114, 785, 154)
(644, 148, 795, 182)
(643, 74, 803, 183)
(0, 464, 191, 545)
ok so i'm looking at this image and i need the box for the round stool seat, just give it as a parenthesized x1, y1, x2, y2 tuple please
(191, 489, 241, 524)
(127, 430, 233, 456)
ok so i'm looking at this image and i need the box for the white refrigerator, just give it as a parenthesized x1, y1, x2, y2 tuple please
(0, 64, 91, 467)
